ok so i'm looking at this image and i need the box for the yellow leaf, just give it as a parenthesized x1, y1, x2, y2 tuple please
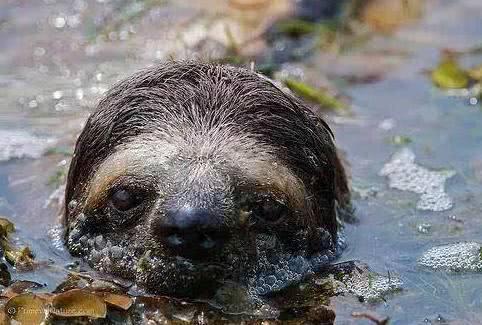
(51, 289, 107, 318)
(283, 79, 347, 111)
(431, 56, 469, 89)
(5, 293, 46, 324)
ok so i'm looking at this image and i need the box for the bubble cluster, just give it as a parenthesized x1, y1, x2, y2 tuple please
(418, 242, 482, 272)
(379, 148, 456, 211)
(342, 264, 403, 302)
(0, 130, 55, 161)
(249, 232, 341, 295)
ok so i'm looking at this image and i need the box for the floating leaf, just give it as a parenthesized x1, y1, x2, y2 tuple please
(5, 293, 46, 324)
(0, 217, 35, 269)
(4, 246, 35, 269)
(431, 55, 469, 89)
(0, 218, 15, 236)
(102, 292, 133, 311)
(51, 289, 107, 318)
(358, 0, 422, 33)
(468, 64, 482, 81)
(283, 78, 347, 111)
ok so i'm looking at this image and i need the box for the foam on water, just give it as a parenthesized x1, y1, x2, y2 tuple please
(418, 242, 482, 273)
(339, 263, 403, 302)
(379, 148, 456, 211)
(0, 130, 55, 161)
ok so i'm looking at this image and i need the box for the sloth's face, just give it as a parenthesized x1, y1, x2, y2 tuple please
(64, 62, 347, 297)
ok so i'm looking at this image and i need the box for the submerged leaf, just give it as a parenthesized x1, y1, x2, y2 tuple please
(431, 55, 469, 89)
(283, 78, 347, 111)
(51, 289, 107, 318)
(5, 293, 46, 324)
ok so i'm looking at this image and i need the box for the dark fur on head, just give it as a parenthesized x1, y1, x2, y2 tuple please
(64, 61, 350, 297)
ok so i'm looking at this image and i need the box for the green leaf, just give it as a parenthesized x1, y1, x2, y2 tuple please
(283, 78, 347, 111)
(431, 56, 469, 89)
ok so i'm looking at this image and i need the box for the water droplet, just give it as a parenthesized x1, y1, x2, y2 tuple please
(33, 47, 46, 57)
(53, 16, 66, 29)
(52, 90, 63, 100)
(75, 88, 84, 100)
(28, 100, 38, 108)
(68, 200, 78, 211)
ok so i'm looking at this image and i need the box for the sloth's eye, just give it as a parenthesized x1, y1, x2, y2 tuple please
(110, 188, 144, 212)
(252, 197, 288, 224)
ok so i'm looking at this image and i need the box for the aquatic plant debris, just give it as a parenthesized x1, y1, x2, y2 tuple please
(418, 242, 482, 272)
(379, 148, 456, 211)
(0, 217, 35, 269)
(0, 130, 55, 161)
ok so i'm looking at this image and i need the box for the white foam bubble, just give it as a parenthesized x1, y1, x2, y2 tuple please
(418, 242, 482, 272)
(379, 148, 456, 211)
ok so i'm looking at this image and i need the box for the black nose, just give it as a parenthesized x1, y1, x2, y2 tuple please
(152, 206, 228, 259)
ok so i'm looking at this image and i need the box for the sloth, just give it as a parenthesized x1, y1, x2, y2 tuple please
(63, 62, 350, 298)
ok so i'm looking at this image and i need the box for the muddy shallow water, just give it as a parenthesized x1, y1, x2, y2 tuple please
(1, 0, 482, 323)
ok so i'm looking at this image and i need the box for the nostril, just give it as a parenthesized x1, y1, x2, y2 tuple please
(161, 228, 227, 251)
(151, 220, 230, 259)
(165, 233, 184, 247)
(200, 234, 216, 250)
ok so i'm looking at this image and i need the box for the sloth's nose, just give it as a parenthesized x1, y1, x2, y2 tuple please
(152, 206, 228, 259)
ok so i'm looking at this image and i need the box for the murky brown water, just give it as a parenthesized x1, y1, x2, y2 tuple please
(1, 0, 482, 323)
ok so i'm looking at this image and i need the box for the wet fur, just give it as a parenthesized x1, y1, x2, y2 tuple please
(63, 61, 350, 296)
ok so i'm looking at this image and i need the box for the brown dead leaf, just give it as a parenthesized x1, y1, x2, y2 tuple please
(51, 289, 107, 318)
(101, 292, 134, 311)
(5, 293, 47, 324)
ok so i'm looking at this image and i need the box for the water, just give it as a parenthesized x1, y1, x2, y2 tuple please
(1, 0, 481, 323)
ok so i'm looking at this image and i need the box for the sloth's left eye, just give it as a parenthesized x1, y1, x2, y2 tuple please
(110, 188, 144, 212)
(252, 197, 289, 224)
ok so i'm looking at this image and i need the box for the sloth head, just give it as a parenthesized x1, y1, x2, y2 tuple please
(63, 62, 350, 297)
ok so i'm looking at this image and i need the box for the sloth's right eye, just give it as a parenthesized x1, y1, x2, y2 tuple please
(110, 188, 144, 212)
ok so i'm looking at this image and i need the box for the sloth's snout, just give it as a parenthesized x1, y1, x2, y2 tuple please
(151, 206, 229, 259)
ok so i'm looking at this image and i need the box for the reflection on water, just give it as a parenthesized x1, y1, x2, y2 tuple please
(0, 0, 481, 323)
